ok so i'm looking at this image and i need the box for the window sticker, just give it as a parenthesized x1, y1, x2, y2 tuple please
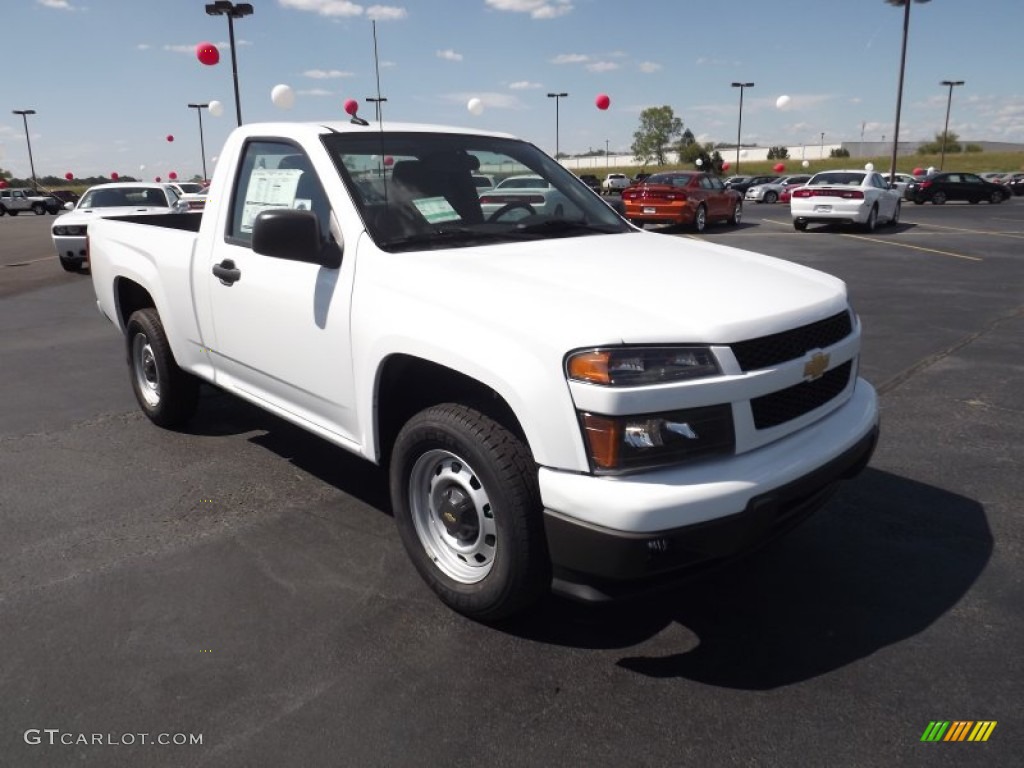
(240, 168, 302, 233)
(411, 196, 460, 224)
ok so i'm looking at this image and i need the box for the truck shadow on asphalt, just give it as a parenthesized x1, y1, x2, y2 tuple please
(507, 468, 991, 690)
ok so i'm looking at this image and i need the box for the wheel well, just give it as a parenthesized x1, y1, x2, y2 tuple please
(115, 278, 156, 329)
(375, 355, 527, 465)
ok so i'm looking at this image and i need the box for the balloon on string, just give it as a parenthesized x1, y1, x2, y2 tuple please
(166, 135, 174, 142)
(695, 158, 703, 167)
(155, 176, 162, 182)
(467, 97, 484, 116)
(927, 166, 935, 175)
(775, 94, 791, 110)
(383, 156, 394, 167)
(0, 180, 7, 189)
(208, 100, 224, 118)
(864, 162, 875, 171)
(65, 172, 74, 180)
(196, 42, 220, 66)
(722, 161, 731, 171)
(773, 162, 786, 172)
(169, 172, 178, 180)
(802, 159, 810, 168)
(111, 172, 119, 180)
(739, 149, 748, 158)
(912, 167, 924, 176)
(271, 84, 295, 110)
(595, 93, 610, 111)
(139, 164, 146, 171)
(343, 98, 359, 116)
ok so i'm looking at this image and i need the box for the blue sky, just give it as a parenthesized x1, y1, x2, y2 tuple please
(3, 0, 1023, 179)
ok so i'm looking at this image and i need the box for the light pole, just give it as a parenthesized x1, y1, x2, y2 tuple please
(820, 131, 825, 159)
(188, 103, 210, 180)
(939, 79, 964, 170)
(886, 0, 932, 180)
(547, 92, 568, 159)
(205, 1, 253, 127)
(12, 109, 38, 191)
(730, 82, 754, 174)
(605, 139, 609, 172)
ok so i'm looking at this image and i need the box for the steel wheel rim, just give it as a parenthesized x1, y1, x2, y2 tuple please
(132, 333, 161, 408)
(695, 207, 706, 231)
(408, 449, 497, 583)
(734, 203, 742, 224)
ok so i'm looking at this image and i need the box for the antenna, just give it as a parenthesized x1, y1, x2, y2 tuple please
(368, 19, 390, 210)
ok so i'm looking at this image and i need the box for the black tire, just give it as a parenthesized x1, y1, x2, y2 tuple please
(693, 204, 707, 233)
(389, 404, 549, 621)
(932, 191, 947, 205)
(863, 206, 878, 232)
(125, 308, 199, 428)
(7, 209, 18, 216)
(0, 206, 6, 216)
(969, 198, 979, 205)
(890, 201, 901, 227)
(794, 219, 808, 231)
(32, 203, 46, 215)
(764, 190, 778, 204)
(989, 191, 1003, 204)
(729, 200, 742, 226)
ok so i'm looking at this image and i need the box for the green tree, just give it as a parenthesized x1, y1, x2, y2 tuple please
(918, 130, 961, 154)
(767, 146, 790, 160)
(829, 147, 851, 158)
(631, 106, 683, 166)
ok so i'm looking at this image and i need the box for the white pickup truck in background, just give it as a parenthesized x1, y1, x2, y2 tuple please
(87, 120, 879, 620)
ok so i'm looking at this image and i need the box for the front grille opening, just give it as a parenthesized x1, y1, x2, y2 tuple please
(751, 361, 853, 429)
(731, 311, 852, 372)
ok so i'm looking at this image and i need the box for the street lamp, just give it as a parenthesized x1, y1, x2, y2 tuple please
(885, 0, 932, 180)
(547, 92, 568, 159)
(730, 82, 754, 174)
(12, 109, 38, 191)
(820, 131, 825, 159)
(605, 138, 610, 172)
(188, 103, 210, 180)
(205, 1, 253, 127)
(939, 79, 965, 170)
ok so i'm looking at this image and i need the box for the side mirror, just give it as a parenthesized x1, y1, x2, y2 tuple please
(64, 202, 74, 211)
(252, 208, 341, 269)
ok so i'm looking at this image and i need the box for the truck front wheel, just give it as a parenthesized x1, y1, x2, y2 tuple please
(125, 308, 199, 428)
(389, 404, 549, 621)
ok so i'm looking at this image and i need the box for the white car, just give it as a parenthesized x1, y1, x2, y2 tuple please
(791, 170, 902, 232)
(883, 172, 915, 197)
(170, 181, 209, 211)
(601, 173, 631, 193)
(745, 175, 811, 204)
(51, 182, 188, 271)
(478, 175, 573, 219)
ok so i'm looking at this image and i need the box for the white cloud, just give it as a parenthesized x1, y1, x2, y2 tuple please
(304, 69, 354, 79)
(297, 88, 334, 96)
(367, 5, 407, 20)
(437, 49, 463, 62)
(509, 81, 542, 90)
(36, 0, 75, 9)
(485, 0, 572, 19)
(638, 61, 662, 74)
(586, 61, 618, 73)
(278, 0, 364, 17)
(136, 44, 151, 51)
(551, 53, 588, 64)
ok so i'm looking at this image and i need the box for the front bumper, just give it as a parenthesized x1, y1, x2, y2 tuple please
(540, 379, 879, 601)
(52, 234, 88, 264)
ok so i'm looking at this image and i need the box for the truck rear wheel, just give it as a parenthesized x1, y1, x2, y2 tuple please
(125, 308, 199, 428)
(389, 404, 549, 621)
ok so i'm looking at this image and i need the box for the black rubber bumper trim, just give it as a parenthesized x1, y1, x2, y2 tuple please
(545, 425, 879, 602)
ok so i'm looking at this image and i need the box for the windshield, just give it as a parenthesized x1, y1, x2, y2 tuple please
(176, 183, 204, 194)
(323, 131, 631, 251)
(79, 187, 169, 208)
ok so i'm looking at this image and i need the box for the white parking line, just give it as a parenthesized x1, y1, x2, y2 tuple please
(841, 233, 982, 261)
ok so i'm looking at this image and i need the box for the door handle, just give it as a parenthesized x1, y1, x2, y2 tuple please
(212, 259, 241, 286)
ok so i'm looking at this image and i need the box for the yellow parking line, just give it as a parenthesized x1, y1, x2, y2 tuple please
(841, 233, 982, 261)
(913, 221, 1024, 240)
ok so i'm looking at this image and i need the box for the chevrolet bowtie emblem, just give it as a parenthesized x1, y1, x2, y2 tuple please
(803, 351, 830, 380)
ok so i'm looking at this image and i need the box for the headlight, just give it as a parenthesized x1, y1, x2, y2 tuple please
(53, 225, 87, 236)
(580, 405, 734, 473)
(566, 346, 720, 386)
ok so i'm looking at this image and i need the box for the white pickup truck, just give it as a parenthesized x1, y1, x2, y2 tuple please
(88, 120, 879, 620)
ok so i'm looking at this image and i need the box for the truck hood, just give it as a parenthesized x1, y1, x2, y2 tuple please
(383, 230, 848, 348)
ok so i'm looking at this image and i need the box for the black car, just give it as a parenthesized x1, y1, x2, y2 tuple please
(725, 174, 779, 195)
(1005, 173, 1024, 197)
(577, 173, 601, 191)
(906, 172, 1011, 205)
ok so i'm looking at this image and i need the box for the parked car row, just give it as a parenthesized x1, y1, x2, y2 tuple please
(904, 172, 1011, 205)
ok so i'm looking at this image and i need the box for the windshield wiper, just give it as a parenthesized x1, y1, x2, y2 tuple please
(510, 219, 624, 237)
(378, 227, 513, 250)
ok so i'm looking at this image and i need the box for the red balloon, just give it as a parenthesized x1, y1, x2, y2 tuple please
(595, 93, 610, 111)
(65, 172, 74, 180)
(773, 162, 786, 173)
(343, 98, 359, 116)
(169, 172, 178, 180)
(196, 42, 220, 66)
(155, 176, 162, 182)
(0, 180, 8, 189)
(166, 135, 174, 143)
(111, 172, 119, 181)
(912, 167, 924, 176)
(383, 155, 394, 167)
(722, 161, 731, 171)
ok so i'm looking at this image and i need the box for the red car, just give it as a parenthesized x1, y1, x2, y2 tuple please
(621, 172, 742, 232)
(779, 181, 808, 204)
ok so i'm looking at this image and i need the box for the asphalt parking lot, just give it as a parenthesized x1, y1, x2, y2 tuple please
(2, 201, 1021, 767)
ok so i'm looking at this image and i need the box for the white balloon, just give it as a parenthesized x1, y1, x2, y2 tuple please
(271, 84, 295, 110)
(864, 162, 875, 171)
(208, 100, 224, 118)
(927, 166, 935, 175)
(739, 149, 748, 158)
(695, 158, 703, 166)
(802, 159, 810, 168)
(467, 97, 484, 116)
(139, 164, 146, 171)
(775, 94, 791, 110)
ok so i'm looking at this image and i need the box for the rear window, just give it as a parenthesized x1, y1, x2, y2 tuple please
(810, 173, 865, 186)
(648, 173, 694, 187)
